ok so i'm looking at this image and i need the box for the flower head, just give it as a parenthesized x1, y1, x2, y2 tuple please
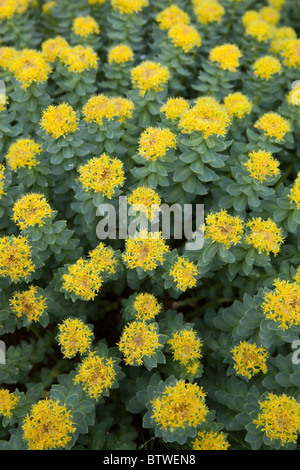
(111, 0, 148, 15)
(132, 293, 161, 321)
(122, 230, 170, 271)
(118, 321, 160, 365)
(204, 210, 244, 249)
(82, 94, 117, 126)
(0, 235, 35, 282)
(254, 112, 291, 142)
(245, 217, 284, 255)
(289, 173, 300, 208)
(156, 4, 190, 30)
(42, 1, 56, 13)
(245, 149, 280, 182)
(41, 36, 69, 62)
(168, 23, 201, 53)
(88, 243, 118, 275)
(209, 44, 242, 72)
(280, 39, 300, 68)
(0, 389, 20, 417)
(253, 56, 282, 80)
(262, 279, 300, 330)
(5, 138, 42, 171)
(110, 96, 134, 122)
(0, 46, 17, 70)
(57, 318, 94, 358)
(259, 6, 280, 25)
(40, 103, 78, 139)
(151, 380, 208, 430)
(74, 351, 117, 399)
(0, 164, 5, 199)
(72, 16, 100, 37)
(168, 329, 202, 365)
(138, 127, 177, 161)
(78, 154, 125, 198)
(193, 0, 224, 25)
(62, 258, 103, 301)
(12, 193, 52, 230)
(131, 61, 170, 96)
(9, 49, 52, 89)
(253, 393, 300, 445)
(160, 97, 190, 121)
(270, 27, 296, 54)
(169, 257, 198, 292)
(108, 44, 134, 64)
(192, 430, 230, 450)
(128, 186, 161, 220)
(245, 19, 274, 42)
(0, 0, 31, 21)
(59, 45, 98, 73)
(10, 286, 47, 323)
(242, 10, 261, 28)
(231, 341, 268, 379)
(22, 399, 76, 450)
(223, 92, 252, 119)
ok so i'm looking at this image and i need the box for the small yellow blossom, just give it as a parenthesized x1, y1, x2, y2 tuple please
(5, 138, 42, 170)
(118, 321, 160, 365)
(254, 112, 291, 142)
(169, 257, 198, 291)
(246, 19, 274, 42)
(223, 92, 252, 119)
(0, 389, 20, 417)
(151, 380, 208, 430)
(168, 23, 201, 53)
(62, 258, 103, 301)
(122, 230, 170, 271)
(107, 44, 134, 64)
(57, 318, 94, 358)
(209, 44, 242, 72)
(131, 61, 170, 96)
(289, 173, 300, 208)
(259, 6, 280, 25)
(193, 0, 224, 25)
(160, 97, 190, 120)
(168, 329, 202, 365)
(111, 0, 148, 15)
(128, 186, 161, 220)
(0, 235, 35, 282)
(9, 49, 52, 89)
(40, 103, 78, 139)
(0, 46, 17, 70)
(253, 393, 300, 445)
(78, 154, 125, 198)
(0, 0, 31, 21)
(262, 279, 300, 330)
(132, 293, 161, 321)
(270, 27, 296, 54)
(22, 398, 76, 450)
(231, 341, 268, 379)
(59, 45, 98, 73)
(42, 36, 69, 62)
(0, 164, 5, 198)
(156, 4, 190, 30)
(138, 127, 177, 161)
(245, 217, 284, 255)
(242, 10, 261, 28)
(245, 149, 280, 182)
(268, 0, 285, 9)
(280, 39, 300, 68)
(204, 210, 244, 249)
(42, 1, 56, 13)
(82, 94, 117, 126)
(12, 193, 52, 230)
(110, 96, 134, 122)
(179, 96, 231, 138)
(253, 56, 282, 80)
(74, 351, 116, 399)
(10, 285, 47, 323)
(88, 242, 119, 275)
(192, 430, 230, 450)
(72, 16, 100, 37)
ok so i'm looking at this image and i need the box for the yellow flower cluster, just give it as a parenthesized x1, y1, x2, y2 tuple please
(245, 19, 274, 42)
(253, 56, 282, 80)
(108, 44, 134, 64)
(167, 329, 202, 366)
(111, 0, 148, 15)
(9, 49, 52, 89)
(223, 92, 252, 119)
(110, 96, 134, 122)
(0, 235, 35, 282)
(122, 229, 170, 271)
(131, 61, 170, 96)
(72, 16, 100, 37)
(0, 164, 5, 198)
(209, 44, 242, 72)
(0, 389, 20, 417)
(12, 193, 52, 230)
(193, 0, 224, 25)
(245, 218, 284, 256)
(151, 380, 208, 430)
(156, 4, 190, 30)
(40, 102, 78, 139)
(168, 23, 201, 53)
(280, 39, 300, 68)
(58, 45, 98, 73)
(204, 210, 244, 249)
(41, 36, 69, 62)
(82, 94, 117, 125)
(0, 0, 31, 20)
(0, 46, 17, 69)
(138, 127, 177, 161)
(192, 430, 230, 450)
(74, 351, 116, 399)
(169, 257, 198, 292)
(10, 285, 47, 322)
(128, 186, 161, 220)
(289, 173, 300, 208)
(160, 97, 189, 121)
(231, 341, 268, 379)
(254, 112, 291, 142)
(245, 149, 280, 182)
(262, 279, 300, 330)
(132, 293, 161, 321)
(57, 318, 94, 358)
(118, 321, 160, 365)
(5, 138, 42, 170)
(270, 27, 296, 54)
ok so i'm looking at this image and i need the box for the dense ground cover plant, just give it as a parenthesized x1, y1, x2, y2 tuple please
(1, 0, 300, 451)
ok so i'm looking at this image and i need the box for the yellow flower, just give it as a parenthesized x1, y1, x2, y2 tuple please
(138, 127, 177, 161)
(262, 279, 300, 330)
(280, 39, 300, 68)
(259, 6, 280, 25)
(122, 229, 170, 271)
(0, 164, 5, 198)
(270, 27, 296, 54)
(22, 398, 76, 450)
(118, 321, 160, 365)
(88, 242, 119, 275)
(5, 138, 42, 170)
(82, 94, 117, 126)
(62, 258, 103, 301)
(10, 285, 47, 322)
(0, 0, 31, 20)
(107, 44, 134, 64)
(111, 0, 148, 15)
(253, 393, 300, 445)
(42, 1, 56, 14)
(156, 4, 190, 30)
(42, 36, 69, 62)
(40, 103, 78, 139)
(167, 329, 202, 365)
(179, 96, 231, 138)
(151, 380, 208, 430)
(0, 389, 20, 417)
(193, 0, 224, 25)
(246, 19, 274, 42)
(128, 186, 161, 221)
(8, 49, 52, 89)
(223, 92, 252, 119)
(110, 96, 134, 122)
(209, 44, 242, 72)
(231, 341, 268, 379)
(289, 173, 300, 208)
(78, 154, 125, 198)
(132, 293, 161, 321)
(245, 218, 284, 255)
(192, 430, 230, 450)
(0, 235, 35, 282)
(267, 0, 285, 10)
(242, 10, 261, 28)
(245, 149, 280, 182)
(74, 351, 117, 399)
(57, 318, 94, 358)
(253, 55, 282, 80)
(131, 60, 170, 96)
(160, 97, 190, 121)
(254, 112, 291, 142)
(58, 45, 98, 73)
(169, 257, 198, 291)
(0, 46, 17, 69)
(12, 193, 52, 230)
(72, 16, 100, 37)
(204, 209, 244, 249)
(168, 23, 201, 53)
